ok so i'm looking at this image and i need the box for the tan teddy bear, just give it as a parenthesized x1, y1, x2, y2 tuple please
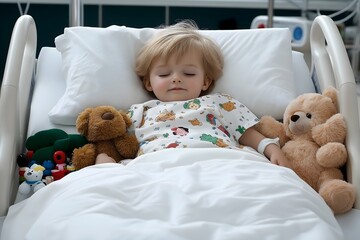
(256, 86, 355, 214)
(72, 106, 139, 170)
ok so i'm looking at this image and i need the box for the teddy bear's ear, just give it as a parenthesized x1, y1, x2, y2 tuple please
(76, 108, 92, 136)
(322, 86, 339, 111)
(119, 111, 132, 128)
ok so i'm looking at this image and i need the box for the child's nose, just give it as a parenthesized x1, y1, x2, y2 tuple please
(172, 73, 182, 83)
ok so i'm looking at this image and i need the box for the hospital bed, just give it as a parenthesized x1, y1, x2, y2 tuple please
(0, 14, 360, 239)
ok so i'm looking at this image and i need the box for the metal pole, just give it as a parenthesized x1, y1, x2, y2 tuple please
(98, 4, 103, 27)
(267, 0, 274, 28)
(70, 0, 83, 27)
(165, 6, 170, 26)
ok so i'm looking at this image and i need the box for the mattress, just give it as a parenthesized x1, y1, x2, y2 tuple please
(28, 47, 77, 136)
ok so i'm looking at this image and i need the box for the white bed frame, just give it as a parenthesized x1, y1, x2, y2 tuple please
(0, 14, 359, 223)
(0, 15, 36, 217)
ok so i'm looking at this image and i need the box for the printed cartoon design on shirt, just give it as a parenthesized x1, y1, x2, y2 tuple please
(206, 114, 230, 137)
(188, 118, 202, 126)
(166, 141, 180, 148)
(139, 136, 158, 146)
(127, 110, 136, 127)
(200, 134, 228, 147)
(236, 125, 246, 134)
(155, 109, 176, 122)
(172, 127, 189, 136)
(141, 106, 152, 126)
(127, 110, 134, 119)
(219, 101, 236, 112)
(137, 148, 144, 156)
(183, 99, 201, 110)
(129, 93, 259, 155)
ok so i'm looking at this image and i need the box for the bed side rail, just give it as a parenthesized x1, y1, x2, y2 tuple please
(311, 15, 360, 210)
(0, 15, 37, 216)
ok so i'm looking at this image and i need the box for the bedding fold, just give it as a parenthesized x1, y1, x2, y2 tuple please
(1, 148, 343, 240)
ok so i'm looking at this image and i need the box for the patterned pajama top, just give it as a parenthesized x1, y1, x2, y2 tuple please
(128, 93, 259, 156)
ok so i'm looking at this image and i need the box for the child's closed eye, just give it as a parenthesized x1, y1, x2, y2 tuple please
(184, 72, 196, 76)
(159, 73, 170, 77)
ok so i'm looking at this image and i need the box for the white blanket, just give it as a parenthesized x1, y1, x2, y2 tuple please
(1, 148, 343, 240)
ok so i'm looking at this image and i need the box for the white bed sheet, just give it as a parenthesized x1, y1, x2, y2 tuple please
(336, 208, 360, 240)
(1, 148, 343, 240)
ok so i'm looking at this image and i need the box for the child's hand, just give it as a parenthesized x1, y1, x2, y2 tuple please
(95, 153, 116, 165)
(239, 127, 292, 169)
(266, 144, 292, 168)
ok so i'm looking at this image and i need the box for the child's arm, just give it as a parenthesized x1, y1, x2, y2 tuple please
(239, 127, 292, 168)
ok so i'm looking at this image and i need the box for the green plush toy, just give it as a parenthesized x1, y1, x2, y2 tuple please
(25, 128, 88, 164)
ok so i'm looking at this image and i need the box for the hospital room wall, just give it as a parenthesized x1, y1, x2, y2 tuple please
(0, 3, 303, 85)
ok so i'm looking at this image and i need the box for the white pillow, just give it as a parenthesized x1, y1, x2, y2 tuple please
(291, 51, 316, 95)
(49, 26, 296, 125)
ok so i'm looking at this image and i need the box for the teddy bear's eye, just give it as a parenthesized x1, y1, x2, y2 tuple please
(306, 113, 312, 119)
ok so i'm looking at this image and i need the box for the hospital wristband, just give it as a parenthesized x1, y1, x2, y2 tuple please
(257, 137, 280, 155)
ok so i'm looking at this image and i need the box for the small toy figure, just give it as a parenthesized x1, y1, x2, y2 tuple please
(42, 160, 55, 177)
(51, 151, 68, 180)
(18, 164, 46, 195)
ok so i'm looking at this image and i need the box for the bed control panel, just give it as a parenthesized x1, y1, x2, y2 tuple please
(251, 16, 312, 51)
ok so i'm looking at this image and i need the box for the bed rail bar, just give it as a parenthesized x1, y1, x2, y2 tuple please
(0, 15, 37, 216)
(70, 0, 83, 26)
(311, 15, 360, 210)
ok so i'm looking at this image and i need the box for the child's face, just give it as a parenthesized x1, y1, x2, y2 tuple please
(145, 50, 211, 102)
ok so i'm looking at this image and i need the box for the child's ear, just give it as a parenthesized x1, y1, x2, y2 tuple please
(202, 77, 212, 91)
(143, 77, 153, 91)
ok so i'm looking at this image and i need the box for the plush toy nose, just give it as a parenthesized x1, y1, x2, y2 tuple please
(102, 112, 114, 120)
(291, 115, 300, 122)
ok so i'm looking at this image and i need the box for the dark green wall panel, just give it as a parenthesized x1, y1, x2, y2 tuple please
(1, 3, 302, 83)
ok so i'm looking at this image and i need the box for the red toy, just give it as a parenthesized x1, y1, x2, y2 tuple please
(51, 151, 69, 180)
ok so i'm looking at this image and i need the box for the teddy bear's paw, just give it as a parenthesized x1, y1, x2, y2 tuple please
(327, 113, 346, 129)
(255, 116, 280, 137)
(255, 116, 288, 146)
(312, 114, 346, 146)
(316, 143, 347, 168)
(72, 145, 96, 170)
(115, 134, 139, 158)
(319, 180, 356, 214)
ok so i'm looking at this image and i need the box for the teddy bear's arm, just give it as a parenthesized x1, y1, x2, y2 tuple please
(255, 116, 289, 147)
(312, 113, 347, 146)
(72, 143, 97, 170)
(115, 134, 139, 159)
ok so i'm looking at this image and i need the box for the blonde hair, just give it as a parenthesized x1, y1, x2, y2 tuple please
(135, 20, 224, 93)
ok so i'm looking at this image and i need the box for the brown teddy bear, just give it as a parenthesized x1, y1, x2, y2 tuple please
(255, 86, 356, 214)
(72, 106, 139, 170)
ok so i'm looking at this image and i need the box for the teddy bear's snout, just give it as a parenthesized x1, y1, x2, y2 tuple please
(289, 111, 313, 135)
(102, 112, 114, 120)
